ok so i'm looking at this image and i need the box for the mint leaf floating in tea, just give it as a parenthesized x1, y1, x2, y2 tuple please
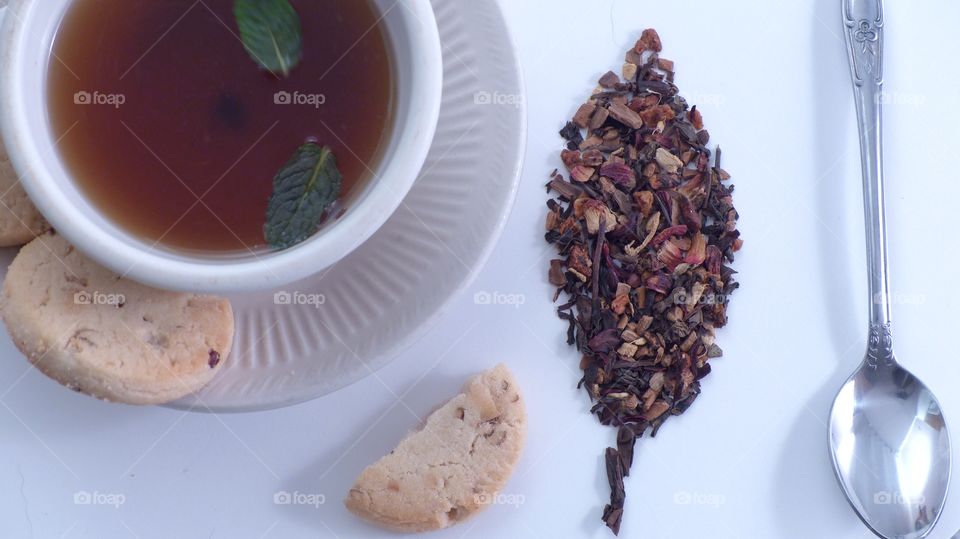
(233, 0, 302, 77)
(265, 143, 342, 249)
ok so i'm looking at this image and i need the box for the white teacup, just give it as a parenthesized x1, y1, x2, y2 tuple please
(0, 0, 442, 293)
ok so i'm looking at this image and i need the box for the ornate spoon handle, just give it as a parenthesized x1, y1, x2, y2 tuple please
(842, 0, 893, 368)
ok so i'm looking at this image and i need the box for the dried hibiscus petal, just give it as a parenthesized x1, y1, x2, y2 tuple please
(645, 273, 673, 295)
(684, 233, 707, 266)
(705, 245, 723, 275)
(657, 240, 684, 271)
(651, 225, 688, 247)
(571, 165, 596, 183)
(589, 329, 621, 353)
(600, 162, 636, 188)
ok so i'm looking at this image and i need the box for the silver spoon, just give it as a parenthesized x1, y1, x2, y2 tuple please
(828, 1, 951, 538)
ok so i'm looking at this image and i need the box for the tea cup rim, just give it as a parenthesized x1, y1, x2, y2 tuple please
(0, 0, 443, 293)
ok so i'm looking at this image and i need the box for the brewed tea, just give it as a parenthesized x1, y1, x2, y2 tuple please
(47, 0, 394, 252)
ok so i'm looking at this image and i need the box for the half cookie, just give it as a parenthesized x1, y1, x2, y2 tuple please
(345, 364, 526, 532)
(0, 140, 49, 247)
(1, 232, 234, 404)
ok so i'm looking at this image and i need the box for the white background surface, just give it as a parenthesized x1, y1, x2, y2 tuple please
(3, 0, 960, 538)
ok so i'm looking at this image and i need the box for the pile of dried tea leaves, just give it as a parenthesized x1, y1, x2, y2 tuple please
(544, 29, 742, 535)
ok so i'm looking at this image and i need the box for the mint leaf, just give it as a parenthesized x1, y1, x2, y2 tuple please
(265, 143, 342, 249)
(233, 0, 302, 77)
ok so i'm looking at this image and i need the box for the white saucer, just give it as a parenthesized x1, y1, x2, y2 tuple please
(167, 0, 525, 411)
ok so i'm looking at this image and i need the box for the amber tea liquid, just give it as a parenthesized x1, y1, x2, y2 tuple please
(48, 0, 394, 252)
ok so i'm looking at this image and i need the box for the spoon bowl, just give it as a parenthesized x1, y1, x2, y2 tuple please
(829, 357, 950, 539)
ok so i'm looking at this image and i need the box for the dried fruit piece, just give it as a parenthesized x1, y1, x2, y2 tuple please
(568, 245, 593, 279)
(690, 106, 704, 130)
(639, 104, 676, 126)
(634, 191, 655, 216)
(560, 149, 581, 169)
(573, 103, 597, 128)
(598, 70, 620, 88)
(655, 148, 684, 173)
(582, 149, 604, 167)
(635, 28, 662, 53)
(607, 102, 644, 130)
(590, 107, 610, 130)
(582, 200, 618, 235)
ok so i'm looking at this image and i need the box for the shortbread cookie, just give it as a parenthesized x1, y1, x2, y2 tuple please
(1, 233, 234, 404)
(0, 140, 49, 246)
(345, 364, 526, 532)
